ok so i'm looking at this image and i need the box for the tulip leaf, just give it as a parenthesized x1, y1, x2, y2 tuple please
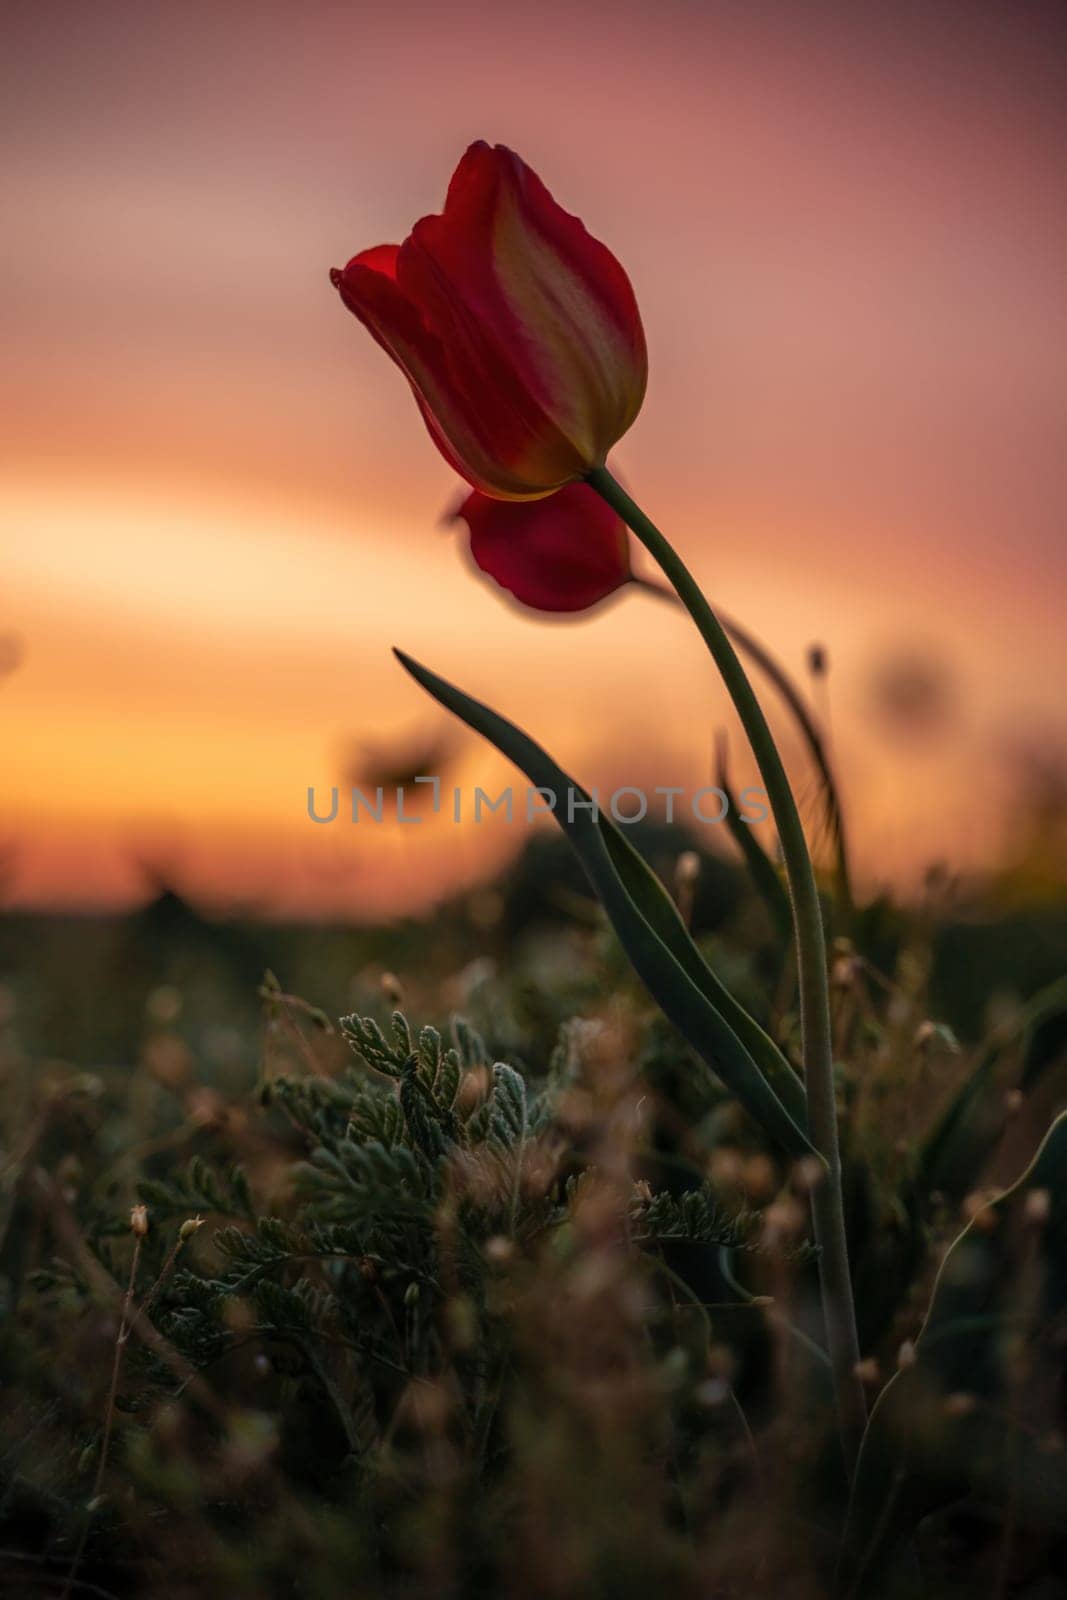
(838, 1109, 1067, 1599)
(592, 810, 807, 1129)
(394, 649, 814, 1159)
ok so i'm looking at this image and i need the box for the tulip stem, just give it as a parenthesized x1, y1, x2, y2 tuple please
(588, 464, 866, 1475)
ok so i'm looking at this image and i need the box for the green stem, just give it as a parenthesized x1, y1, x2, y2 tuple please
(588, 464, 866, 1472)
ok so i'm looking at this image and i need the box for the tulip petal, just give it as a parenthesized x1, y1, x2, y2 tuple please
(399, 163, 589, 490)
(456, 483, 631, 614)
(399, 144, 646, 473)
(332, 246, 565, 497)
(331, 144, 647, 496)
(488, 146, 647, 445)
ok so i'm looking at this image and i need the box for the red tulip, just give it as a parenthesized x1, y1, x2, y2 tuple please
(453, 482, 632, 613)
(331, 143, 646, 500)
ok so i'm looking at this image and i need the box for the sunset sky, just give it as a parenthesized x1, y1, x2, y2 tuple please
(3, 0, 1065, 917)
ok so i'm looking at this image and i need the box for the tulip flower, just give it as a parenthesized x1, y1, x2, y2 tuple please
(453, 482, 632, 613)
(330, 142, 646, 499)
(340, 145, 865, 1462)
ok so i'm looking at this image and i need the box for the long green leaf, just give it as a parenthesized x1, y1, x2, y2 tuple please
(593, 810, 806, 1127)
(394, 649, 814, 1159)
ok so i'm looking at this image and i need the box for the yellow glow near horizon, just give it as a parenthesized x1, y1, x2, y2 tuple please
(2, 467, 1055, 916)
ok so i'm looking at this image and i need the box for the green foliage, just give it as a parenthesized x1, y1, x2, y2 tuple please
(3, 896, 1065, 1600)
(148, 1009, 621, 1449)
(630, 1187, 759, 1251)
(136, 1154, 255, 1222)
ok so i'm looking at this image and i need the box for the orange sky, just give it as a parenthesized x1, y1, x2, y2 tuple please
(2, 0, 1066, 917)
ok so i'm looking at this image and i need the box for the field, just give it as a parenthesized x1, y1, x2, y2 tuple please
(1, 828, 1065, 1599)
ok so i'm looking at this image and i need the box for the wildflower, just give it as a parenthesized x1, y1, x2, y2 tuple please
(331, 143, 646, 498)
(380, 971, 404, 1005)
(792, 1155, 826, 1195)
(675, 850, 702, 889)
(831, 953, 860, 990)
(962, 1190, 999, 1231)
(742, 1153, 778, 1203)
(484, 1236, 515, 1267)
(762, 1196, 807, 1247)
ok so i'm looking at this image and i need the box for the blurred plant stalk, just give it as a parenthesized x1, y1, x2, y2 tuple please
(587, 464, 867, 1472)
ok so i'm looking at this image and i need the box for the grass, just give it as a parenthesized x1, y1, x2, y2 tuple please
(0, 831, 1065, 1598)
